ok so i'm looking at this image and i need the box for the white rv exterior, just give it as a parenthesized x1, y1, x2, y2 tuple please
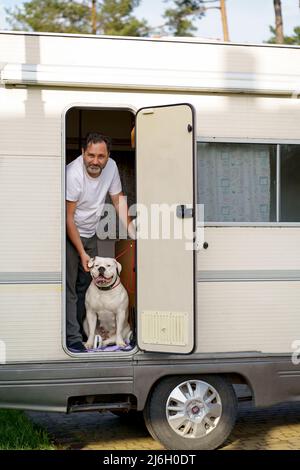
(0, 31, 300, 450)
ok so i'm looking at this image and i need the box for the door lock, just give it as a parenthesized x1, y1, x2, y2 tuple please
(176, 205, 193, 218)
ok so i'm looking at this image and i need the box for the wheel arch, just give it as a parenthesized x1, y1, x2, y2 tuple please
(136, 371, 254, 411)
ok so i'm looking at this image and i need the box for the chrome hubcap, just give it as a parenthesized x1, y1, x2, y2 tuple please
(166, 379, 222, 438)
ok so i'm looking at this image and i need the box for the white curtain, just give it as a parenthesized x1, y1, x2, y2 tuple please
(198, 143, 272, 222)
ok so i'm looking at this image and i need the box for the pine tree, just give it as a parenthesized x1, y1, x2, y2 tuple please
(6, 0, 92, 34)
(164, 0, 205, 36)
(98, 0, 149, 36)
(6, 0, 150, 36)
(267, 0, 300, 45)
(267, 25, 300, 45)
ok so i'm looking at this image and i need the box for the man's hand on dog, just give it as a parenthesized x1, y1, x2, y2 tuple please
(81, 252, 91, 272)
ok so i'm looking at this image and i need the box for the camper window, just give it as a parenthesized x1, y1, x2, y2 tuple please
(280, 145, 300, 222)
(197, 142, 300, 224)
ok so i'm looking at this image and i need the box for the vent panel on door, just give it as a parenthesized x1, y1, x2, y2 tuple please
(141, 311, 188, 346)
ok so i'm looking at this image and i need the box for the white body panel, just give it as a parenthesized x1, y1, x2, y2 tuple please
(196, 227, 300, 353)
(0, 285, 63, 362)
(196, 281, 300, 353)
(198, 227, 300, 271)
(0, 32, 299, 361)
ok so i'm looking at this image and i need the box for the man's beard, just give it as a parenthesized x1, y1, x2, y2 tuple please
(86, 165, 102, 177)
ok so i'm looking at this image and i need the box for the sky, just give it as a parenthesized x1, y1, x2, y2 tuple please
(0, 0, 299, 44)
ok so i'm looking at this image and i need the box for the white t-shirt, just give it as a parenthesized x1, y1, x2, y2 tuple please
(66, 155, 122, 238)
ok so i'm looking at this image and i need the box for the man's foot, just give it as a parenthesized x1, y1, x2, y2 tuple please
(67, 341, 87, 353)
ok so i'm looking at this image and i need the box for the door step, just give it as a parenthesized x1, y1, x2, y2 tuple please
(69, 401, 131, 413)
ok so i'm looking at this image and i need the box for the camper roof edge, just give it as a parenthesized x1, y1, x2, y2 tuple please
(1, 29, 300, 50)
(1, 31, 300, 96)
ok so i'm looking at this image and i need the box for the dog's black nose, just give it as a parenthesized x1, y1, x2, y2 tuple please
(99, 266, 106, 275)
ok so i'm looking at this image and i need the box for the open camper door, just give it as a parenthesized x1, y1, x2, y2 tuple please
(136, 104, 195, 353)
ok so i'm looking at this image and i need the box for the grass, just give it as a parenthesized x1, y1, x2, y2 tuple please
(0, 409, 55, 450)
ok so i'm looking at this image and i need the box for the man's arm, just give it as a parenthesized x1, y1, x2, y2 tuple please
(110, 192, 135, 239)
(66, 200, 90, 272)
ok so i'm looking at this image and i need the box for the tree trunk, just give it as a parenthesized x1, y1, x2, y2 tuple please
(220, 0, 230, 41)
(92, 0, 97, 35)
(274, 0, 284, 44)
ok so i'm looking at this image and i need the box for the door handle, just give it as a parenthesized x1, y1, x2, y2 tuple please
(176, 205, 193, 219)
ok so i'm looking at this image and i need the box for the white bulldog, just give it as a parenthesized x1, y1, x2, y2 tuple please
(83, 256, 132, 350)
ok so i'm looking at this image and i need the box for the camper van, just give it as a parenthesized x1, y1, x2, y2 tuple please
(0, 30, 300, 450)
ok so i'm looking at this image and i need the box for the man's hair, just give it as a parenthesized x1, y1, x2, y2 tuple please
(82, 132, 111, 153)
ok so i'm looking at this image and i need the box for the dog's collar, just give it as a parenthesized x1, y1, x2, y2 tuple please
(93, 275, 121, 291)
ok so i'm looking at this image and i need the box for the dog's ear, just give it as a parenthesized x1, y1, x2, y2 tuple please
(88, 257, 95, 269)
(115, 260, 122, 275)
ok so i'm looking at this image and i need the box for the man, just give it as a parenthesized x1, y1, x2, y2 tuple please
(66, 132, 132, 352)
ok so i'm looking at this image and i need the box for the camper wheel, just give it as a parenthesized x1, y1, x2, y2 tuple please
(144, 375, 237, 450)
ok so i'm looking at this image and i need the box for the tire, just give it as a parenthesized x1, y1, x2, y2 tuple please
(143, 375, 238, 450)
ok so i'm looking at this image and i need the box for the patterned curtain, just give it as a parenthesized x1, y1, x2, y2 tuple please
(197, 143, 274, 222)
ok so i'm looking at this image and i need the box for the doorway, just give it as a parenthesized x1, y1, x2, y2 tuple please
(65, 106, 136, 354)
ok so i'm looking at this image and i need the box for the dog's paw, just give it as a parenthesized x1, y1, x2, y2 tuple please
(116, 339, 126, 348)
(84, 341, 94, 350)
